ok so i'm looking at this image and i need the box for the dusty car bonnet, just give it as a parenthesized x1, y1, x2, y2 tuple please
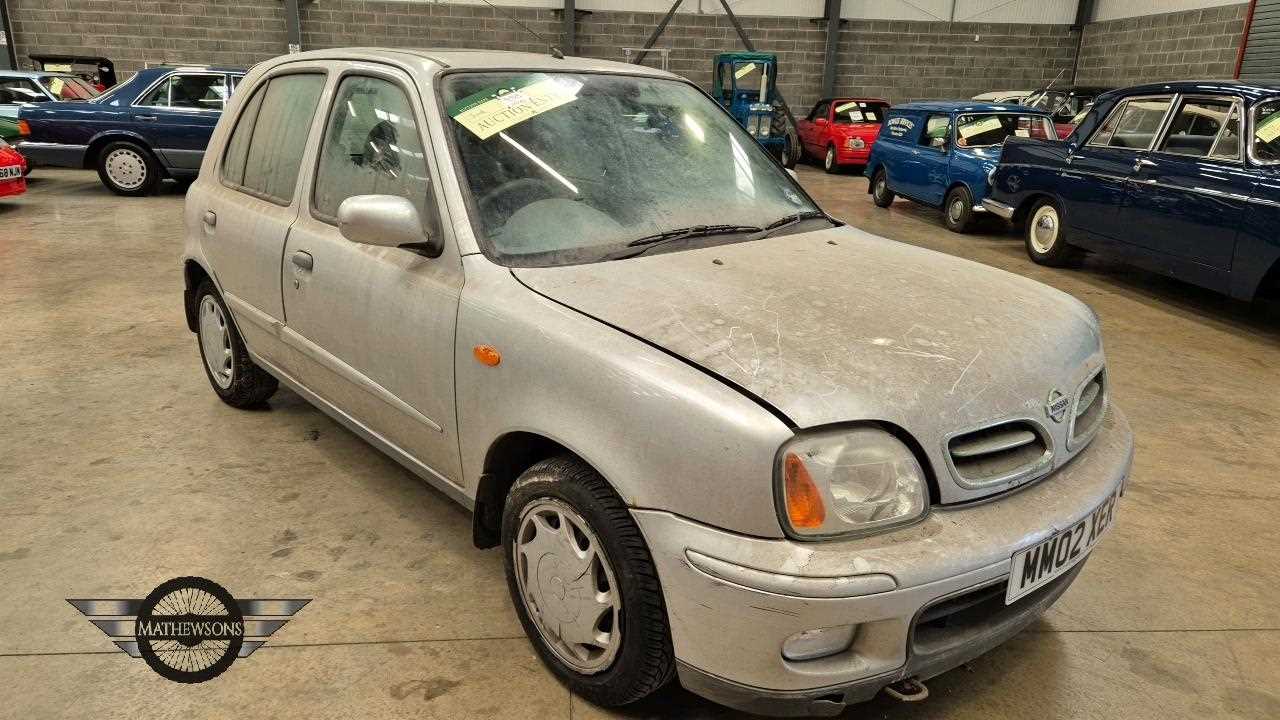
(512, 226, 1104, 501)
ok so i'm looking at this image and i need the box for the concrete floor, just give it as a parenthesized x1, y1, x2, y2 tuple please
(1, 166, 1277, 719)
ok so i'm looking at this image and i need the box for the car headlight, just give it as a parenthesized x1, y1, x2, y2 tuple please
(777, 427, 927, 539)
(846, 137, 865, 150)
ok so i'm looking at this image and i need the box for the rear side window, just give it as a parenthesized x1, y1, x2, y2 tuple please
(1252, 99, 1280, 162)
(138, 74, 229, 110)
(222, 73, 326, 205)
(1158, 98, 1238, 159)
(922, 114, 951, 149)
(312, 75, 434, 225)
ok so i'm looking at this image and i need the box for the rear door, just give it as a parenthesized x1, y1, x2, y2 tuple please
(896, 112, 951, 204)
(1060, 95, 1174, 239)
(132, 71, 233, 170)
(281, 64, 464, 485)
(198, 68, 328, 367)
(1122, 95, 1246, 270)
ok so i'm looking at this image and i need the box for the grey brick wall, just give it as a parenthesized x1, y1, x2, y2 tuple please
(8, 0, 287, 73)
(300, 1, 561, 56)
(833, 20, 1078, 104)
(1076, 3, 1249, 87)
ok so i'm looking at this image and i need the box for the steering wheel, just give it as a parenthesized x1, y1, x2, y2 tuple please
(477, 177, 560, 226)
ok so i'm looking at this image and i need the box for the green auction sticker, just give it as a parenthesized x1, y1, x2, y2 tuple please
(447, 76, 580, 140)
(1256, 112, 1280, 144)
(958, 115, 1002, 138)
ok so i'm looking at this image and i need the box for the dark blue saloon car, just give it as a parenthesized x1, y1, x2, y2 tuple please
(984, 80, 1280, 303)
(18, 65, 244, 195)
(865, 101, 1057, 232)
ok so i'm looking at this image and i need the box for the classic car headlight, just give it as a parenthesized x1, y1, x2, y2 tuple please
(777, 427, 927, 539)
(846, 137, 865, 150)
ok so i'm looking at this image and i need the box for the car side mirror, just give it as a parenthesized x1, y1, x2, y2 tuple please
(337, 194, 441, 256)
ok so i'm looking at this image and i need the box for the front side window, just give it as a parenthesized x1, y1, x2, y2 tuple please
(440, 72, 821, 267)
(833, 100, 887, 124)
(808, 100, 830, 121)
(138, 74, 229, 110)
(223, 73, 326, 204)
(1253, 99, 1280, 163)
(955, 113, 1055, 147)
(38, 75, 96, 100)
(1159, 98, 1238, 159)
(1089, 97, 1172, 149)
(313, 75, 434, 226)
(922, 114, 951, 149)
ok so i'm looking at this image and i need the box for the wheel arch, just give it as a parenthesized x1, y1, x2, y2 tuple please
(1012, 191, 1059, 229)
(183, 259, 214, 332)
(1254, 258, 1280, 301)
(84, 131, 162, 171)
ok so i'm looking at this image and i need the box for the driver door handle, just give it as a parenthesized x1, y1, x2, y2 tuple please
(203, 211, 216, 227)
(291, 251, 314, 272)
(1133, 157, 1157, 172)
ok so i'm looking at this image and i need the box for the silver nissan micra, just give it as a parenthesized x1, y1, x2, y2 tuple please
(182, 48, 1133, 716)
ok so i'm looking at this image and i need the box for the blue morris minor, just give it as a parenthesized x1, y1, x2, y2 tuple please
(983, 81, 1280, 303)
(865, 102, 1057, 232)
(18, 65, 245, 195)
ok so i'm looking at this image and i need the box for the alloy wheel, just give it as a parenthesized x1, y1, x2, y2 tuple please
(104, 148, 147, 191)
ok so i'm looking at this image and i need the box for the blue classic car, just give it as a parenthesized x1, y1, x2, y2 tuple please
(864, 101, 1057, 232)
(18, 65, 244, 195)
(983, 81, 1280, 303)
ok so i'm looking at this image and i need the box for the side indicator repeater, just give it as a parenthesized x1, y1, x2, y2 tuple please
(473, 345, 502, 367)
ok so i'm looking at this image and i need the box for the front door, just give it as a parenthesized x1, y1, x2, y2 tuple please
(1061, 95, 1174, 240)
(1121, 96, 1245, 270)
(198, 70, 328, 367)
(132, 72, 235, 170)
(896, 113, 950, 204)
(281, 67, 464, 485)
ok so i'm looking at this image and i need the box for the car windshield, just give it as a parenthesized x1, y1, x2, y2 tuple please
(38, 75, 97, 100)
(441, 72, 821, 267)
(1254, 99, 1280, 162)
(954, 113, 1056, 147)
(832, 100, 888, 124)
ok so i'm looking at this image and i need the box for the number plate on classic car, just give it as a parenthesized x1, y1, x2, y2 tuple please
(1006, 488, 1119, 604)
(0, 166, 21, 180)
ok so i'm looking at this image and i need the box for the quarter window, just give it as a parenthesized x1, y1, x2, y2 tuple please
(1159, 98, 1236, 158)
(312, 75, 434, 225)
(222, 73, 326, 205)
(1253, 99, 1280, 162)
(138, 74, 230, 110)
(1089, 97, 1172, 149)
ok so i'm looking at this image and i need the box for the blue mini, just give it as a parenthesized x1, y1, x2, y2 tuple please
(18, 65, 245, 195)
(864, 101, 1057, 232)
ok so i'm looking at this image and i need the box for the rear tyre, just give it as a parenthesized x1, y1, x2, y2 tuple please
(502, 456, 675, 707)
(824, 145, 839, 174)
(1024, 198, 1084, 267)
(943, 186, 975, 233)
(194, 280, 278, 408)
(96, 141, 160, 196)
(871, 168, 894, 208)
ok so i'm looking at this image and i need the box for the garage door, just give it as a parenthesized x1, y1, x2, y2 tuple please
(1240, 0, 1280, 80)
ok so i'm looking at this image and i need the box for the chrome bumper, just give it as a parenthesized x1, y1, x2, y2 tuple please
(633, 407, 1133, 715)
(981, 197, 1016, 219)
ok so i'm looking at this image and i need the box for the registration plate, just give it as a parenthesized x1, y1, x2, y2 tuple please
(1006, 487, 1119, 604)
(0, 166, 20, 180)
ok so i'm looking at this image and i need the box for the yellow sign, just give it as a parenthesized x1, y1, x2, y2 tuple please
(834, 101, 860, 113)
(734, 62, 757, 80)
(1257, 112, 1280, 144)
(449, 78, 580, 140)
(48, 77, 65, 96)
(958, 115, 1002, 138)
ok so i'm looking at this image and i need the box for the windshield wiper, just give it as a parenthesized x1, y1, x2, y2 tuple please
(605, 224, 762, 261)
(746, 210, 839, 241)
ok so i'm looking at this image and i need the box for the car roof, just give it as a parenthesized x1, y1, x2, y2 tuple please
(892, 100, 1048, 114)
(1097, 79, 1280, 103)
(821, 97, 890, 104)
(261, 47, 677, 79)
(138, 65, 246, 75)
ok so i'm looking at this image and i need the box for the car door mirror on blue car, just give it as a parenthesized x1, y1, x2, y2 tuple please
(337, 194, 441, 256)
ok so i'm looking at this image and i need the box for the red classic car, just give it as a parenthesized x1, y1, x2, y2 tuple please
(796, 97, 890, 172)
(0, 138, 27, 197)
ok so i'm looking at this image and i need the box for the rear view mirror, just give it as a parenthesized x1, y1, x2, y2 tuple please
(337, 195, 442, 256)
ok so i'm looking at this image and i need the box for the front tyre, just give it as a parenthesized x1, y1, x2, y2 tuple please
(502, 456, 675, 707)
(96, 141, 160, 196)
(943, 186, 975, 233)
(1024, 198, 1084, 267)
(194, 280, 278, 408)
(824, 145, 839, 173)
(871, 168, 894, 207)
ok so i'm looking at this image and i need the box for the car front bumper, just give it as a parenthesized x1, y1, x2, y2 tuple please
(632, 406, 1133, 716)
(835, 147, 871, 164)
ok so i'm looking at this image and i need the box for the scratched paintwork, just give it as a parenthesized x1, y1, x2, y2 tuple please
(515, 225, 1104, 504)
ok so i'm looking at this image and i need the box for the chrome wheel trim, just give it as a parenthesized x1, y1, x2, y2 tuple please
(825, 147, 835, 170)
(1030, 205, 1060, 254)
(948, 195, 966, 223)
(874, 175, 887, 199)
(104, 147, 147, 190)
(198, 296, 234, 389)
(514, 499, 622, 675)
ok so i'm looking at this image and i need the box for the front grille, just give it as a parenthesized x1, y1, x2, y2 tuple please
(1069, 369, 1107, 448)
(947, 420, 1051, 487)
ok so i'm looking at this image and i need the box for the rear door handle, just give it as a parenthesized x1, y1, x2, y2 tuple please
(136, 115, 157, 121)
(291, 251, 314, 271)
(203, 211, 216, 227)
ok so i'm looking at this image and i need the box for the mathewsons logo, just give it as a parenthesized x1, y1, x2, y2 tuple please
(69, 576, 309, 683)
